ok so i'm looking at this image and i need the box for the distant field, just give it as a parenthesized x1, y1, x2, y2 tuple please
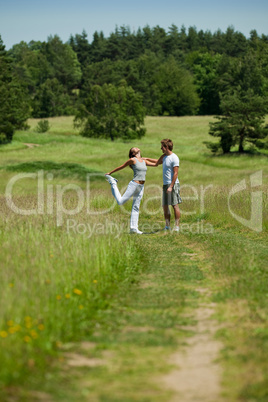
(0, 116, 267, 400)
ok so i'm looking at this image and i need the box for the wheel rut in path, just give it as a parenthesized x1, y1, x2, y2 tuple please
(162, 287, 224, 402)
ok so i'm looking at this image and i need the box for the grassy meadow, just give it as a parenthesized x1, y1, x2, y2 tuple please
(0, 116, 267, 401)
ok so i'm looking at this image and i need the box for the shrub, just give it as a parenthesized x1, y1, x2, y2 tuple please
(35, 120, 50, 133)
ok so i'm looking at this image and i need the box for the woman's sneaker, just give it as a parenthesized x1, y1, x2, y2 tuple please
(129, 229, 143, 234)
(105, 174, 118, 184)
(173, 226, 180, 232)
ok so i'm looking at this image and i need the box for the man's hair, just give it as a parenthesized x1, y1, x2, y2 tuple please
(161, 139, 173, 151)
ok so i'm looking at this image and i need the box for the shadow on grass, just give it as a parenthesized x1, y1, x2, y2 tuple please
(5, 161, 104, 181)
(141, 228, 166, 235)
(205, 149, 268, 158)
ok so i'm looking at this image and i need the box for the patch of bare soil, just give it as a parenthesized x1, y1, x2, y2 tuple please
(29, 391, 54, 401)
(64, 352, 105, 368)
(23, 143, 40, 148)
(64, 343, 114, 369)
(162, 290, 224, 402)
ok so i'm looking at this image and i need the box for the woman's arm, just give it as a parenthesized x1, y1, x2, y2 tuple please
(143, 155, 165, 166)
(143, 157, 158, 163)
(144, 160, 158, 167)
(143, 155, 164, 166)
(106, 158, 134, 175)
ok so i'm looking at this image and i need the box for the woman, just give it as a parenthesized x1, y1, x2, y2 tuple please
(105, 147, 157, 234)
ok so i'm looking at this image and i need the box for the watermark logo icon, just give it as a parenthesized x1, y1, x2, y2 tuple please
(228, 170, 262, 232)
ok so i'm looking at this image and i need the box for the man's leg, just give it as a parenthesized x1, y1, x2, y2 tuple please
(172, 204, 180, 229)
(163, 205, 171, 228)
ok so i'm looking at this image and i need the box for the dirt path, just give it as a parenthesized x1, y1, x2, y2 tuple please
(24, 235, 226, 401)
(23, 143, 40, 148)
(162, 289, 223, 401)
(58, 236, 226, 402)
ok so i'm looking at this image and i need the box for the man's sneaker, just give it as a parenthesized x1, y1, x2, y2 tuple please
(164, 226, 171, 231)
(173, 226, 180, 232)
(129, 229, 143, 234)
(105, 174, 118, 184)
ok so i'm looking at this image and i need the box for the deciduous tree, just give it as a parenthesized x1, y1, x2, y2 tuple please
(155, 57, 200, 115)
(32, 78, 72, 117)
(74, 81, 146, 141)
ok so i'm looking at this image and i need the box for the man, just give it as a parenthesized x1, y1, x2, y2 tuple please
(147, 138, 182, 231)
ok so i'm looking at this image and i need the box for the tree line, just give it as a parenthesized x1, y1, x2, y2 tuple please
(0, 25, 267, 151)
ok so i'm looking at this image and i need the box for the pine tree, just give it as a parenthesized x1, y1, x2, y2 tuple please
(206, 89, 268, 153)
(0, 36, 30, 144)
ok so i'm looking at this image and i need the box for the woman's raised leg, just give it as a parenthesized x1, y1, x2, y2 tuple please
(110, 181, 137, 206)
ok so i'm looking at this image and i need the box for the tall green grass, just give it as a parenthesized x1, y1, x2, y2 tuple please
(0, 205, 141, 389)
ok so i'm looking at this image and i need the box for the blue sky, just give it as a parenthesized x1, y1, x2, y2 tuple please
(0, 0, 267, 49)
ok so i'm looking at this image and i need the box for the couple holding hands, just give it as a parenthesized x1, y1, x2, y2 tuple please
(105, 138, 182, 234)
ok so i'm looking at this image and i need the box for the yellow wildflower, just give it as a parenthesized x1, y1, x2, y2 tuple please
(73, 288, 82, 295)
(93, 280, 98, 284)
(8, 327, 17, 334)
(7, 320, 14, 327)
(24, 336, 31, 343)
(56, 295, 62, 300)
(30, 330, 38, 339)
(38, 324, 45, 331)
(0, 331, 8, 338)
(79, 305, 84, 310)
(9, 283, 14, 288)
(65, 293, 71, 299)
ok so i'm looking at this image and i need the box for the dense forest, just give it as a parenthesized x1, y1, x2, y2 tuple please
(0, 25, 268, 147)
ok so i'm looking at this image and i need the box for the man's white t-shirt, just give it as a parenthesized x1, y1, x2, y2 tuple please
(163, 153, 180, 185)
